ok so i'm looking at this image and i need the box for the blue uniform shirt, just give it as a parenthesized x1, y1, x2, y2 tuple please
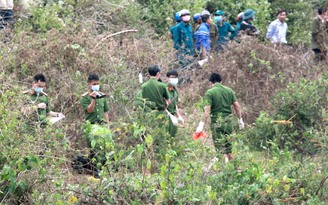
(194, 22, 210, 51)
(217, 22, 237, 43)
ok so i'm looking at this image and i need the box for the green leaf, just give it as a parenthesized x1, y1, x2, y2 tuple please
(137, 144, 144, 154)
(283, 184, 290, 192)
(160, 180, 167, 189)
(145, 135, 153, 147)
(91, 140, 96, 148)
(147, 159, 152, 170)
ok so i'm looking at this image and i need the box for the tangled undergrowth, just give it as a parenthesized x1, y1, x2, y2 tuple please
(0, 0, 327, 204)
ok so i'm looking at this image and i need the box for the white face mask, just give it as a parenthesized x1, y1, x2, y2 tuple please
(91, 85, 100, 91)
(181, 15, 191, 22)
(34, 87, 43, 93)
(169, 78, 179, 86)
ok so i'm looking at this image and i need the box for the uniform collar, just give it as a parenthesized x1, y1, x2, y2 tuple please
(149, 77, 158, 81)
(180, 21, 190, 26)
(168, 85, 175, 92)
(214, 82, 223, 87)
(204, 22, 210, 28)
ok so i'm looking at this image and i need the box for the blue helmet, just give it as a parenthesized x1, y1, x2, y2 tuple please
(193, 13, 201, 22)
(174, 12, 181, 22)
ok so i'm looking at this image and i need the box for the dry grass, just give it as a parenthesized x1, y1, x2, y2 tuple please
(0, 1, 327, 204)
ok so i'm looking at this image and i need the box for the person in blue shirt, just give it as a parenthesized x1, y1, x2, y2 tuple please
(172, 9, 194, 67)
(194, 10, 211, 66)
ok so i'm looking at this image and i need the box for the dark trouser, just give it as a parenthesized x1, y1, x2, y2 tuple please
(211, 116, 236, 155)
(175, 50, 194, 68)
(313, 49, 327, 62)
(214, 41, 228, 53)
(0, 10, 14, 23)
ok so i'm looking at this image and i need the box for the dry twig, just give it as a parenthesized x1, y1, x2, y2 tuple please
(95, 30, 138, 48)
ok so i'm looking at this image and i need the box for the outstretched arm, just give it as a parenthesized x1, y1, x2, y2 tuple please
(232, 101, 242, 119)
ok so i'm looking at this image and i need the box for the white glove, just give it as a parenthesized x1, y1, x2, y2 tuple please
(197, 58, 208, 67)
(37, 103, 47, 109)
(177, 116, 184, 124)
(196, 121, 205, 133)
(58, 113, 65, 118)
(238, 118, 245, 129)
(138, 73, 143, 84)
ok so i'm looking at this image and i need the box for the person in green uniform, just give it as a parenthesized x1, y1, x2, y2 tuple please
(196, 73, 244, 162)
(141, 65, 170, 111)
(139, 65, 171, 162)
(166, 70, 184, 137)
(79, 74, 110, 177)
(80, 74, 109, 124)
(311, 6, 328, 62)
(173, 9, 194, 67)
(214, 10, 237, 51)
(21, 74, 65, 126)
(209, 18, 219, 50)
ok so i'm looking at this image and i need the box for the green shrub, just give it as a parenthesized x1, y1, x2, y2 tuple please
(137, 0, 206, 35)
(273, 78, 327, 130)
(15, 2, 73, 33)
(245, 77, 327, 154)
(0, 88, 69, 203)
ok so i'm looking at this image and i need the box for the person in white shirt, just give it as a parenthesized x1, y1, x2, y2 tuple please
(266, 9, 288, 44)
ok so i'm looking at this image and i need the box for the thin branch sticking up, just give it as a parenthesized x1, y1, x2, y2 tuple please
(95, 30, 138, 48)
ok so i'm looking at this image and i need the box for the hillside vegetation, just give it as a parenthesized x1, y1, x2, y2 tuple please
(0, 0, 327, 204)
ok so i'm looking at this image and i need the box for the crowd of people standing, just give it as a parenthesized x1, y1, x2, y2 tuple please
(170, 6, 328, 65)
(16, 4, 328, 177)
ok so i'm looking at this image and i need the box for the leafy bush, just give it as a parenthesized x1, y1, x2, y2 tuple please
(0, 88, 69, 203)
(244, 77, 327, 154)
(15, 1, 73, 33)
(137, 0, 206, 35)
(273, 77, 327, 130)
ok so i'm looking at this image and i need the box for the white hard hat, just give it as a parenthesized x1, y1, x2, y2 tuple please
(201, 10, 211, 17)
(179, 9, 190, 16)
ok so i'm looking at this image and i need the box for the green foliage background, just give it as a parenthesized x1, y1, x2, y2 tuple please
(0, 0, 327, 204)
